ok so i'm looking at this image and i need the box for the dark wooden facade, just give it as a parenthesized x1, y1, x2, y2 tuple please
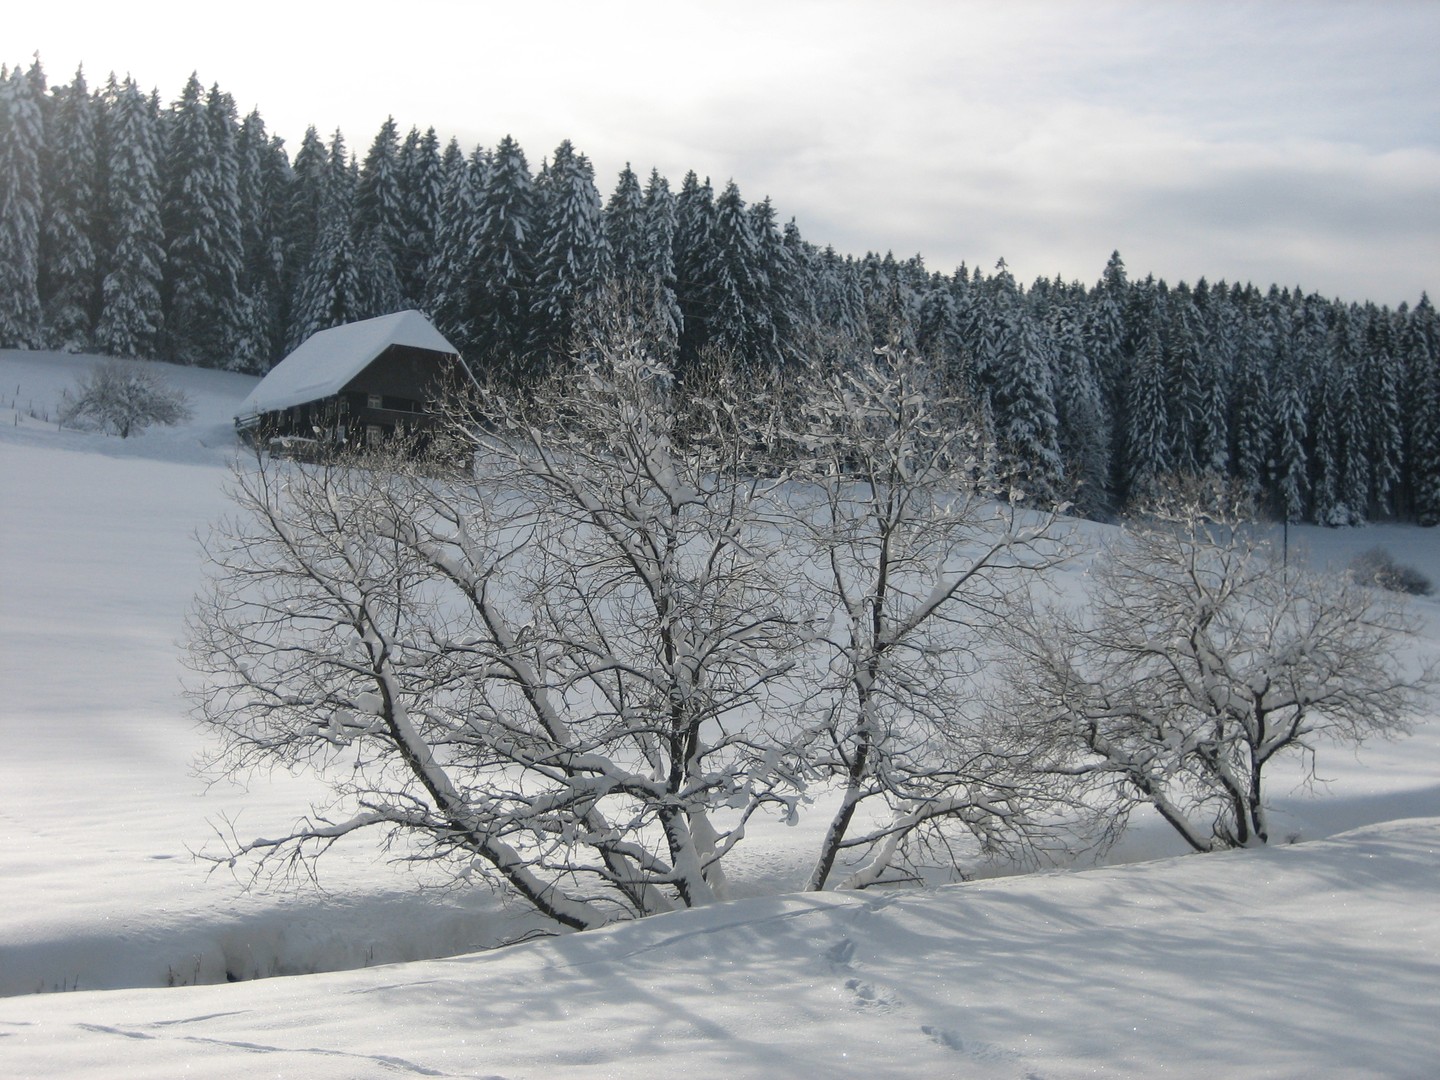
(238, 344, 466, 452)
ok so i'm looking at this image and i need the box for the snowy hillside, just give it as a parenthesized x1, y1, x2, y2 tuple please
(1, 349, 1437, 1078)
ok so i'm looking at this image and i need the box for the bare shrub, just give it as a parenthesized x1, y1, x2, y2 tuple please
(60, 359, 192, 438)
(1348, 546, 1434, 597)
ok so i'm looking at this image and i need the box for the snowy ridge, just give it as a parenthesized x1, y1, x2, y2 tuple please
(3, 819, 1438, 1079)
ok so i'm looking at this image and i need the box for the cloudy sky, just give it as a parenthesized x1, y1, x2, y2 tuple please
(11, 1, 1438, 306)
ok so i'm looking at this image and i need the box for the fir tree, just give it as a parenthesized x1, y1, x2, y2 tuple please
(352, 115, 404, 317)
(673, 171, 716, 373)
(39, 66, 99, 350)
(470, 134, 537, 376)
(1085, 253, 1131, 499)
(232, 109, 290, 371)
(1329, 306, 1369, 524)
(980, 266, 1062, 498)
(1361, 304, 1404, 517)
(812, 246, 867, 348)
(205, 84, 244, 363)
(1050, 297, 1111, 513)
(1268, 296, 1309, 524)
(529, 139, 605, 361)
(1125, 325, 1170, 504)
(1308, 359, 1343, 525)
(860, 251, 919, 350)
(396, 126, 443, 307)
(1229, 306, 1273, 500)
(1403, 295, 1440, 525)
(1163, 285, 1207, 475)
(749, 197, 800, 368)
(282, 125, 327, 311)
(94, 76, 165, 360)
(288, 129, 361, 346)
(604, 163, 646, 283)
(640, 168, 681, 346)
(424, 141, 486, 348)
(916, 279, 960, 380)
(160, 74, 240, 365)
(0, 65, 46, 347)
(705, 179, 771, 368)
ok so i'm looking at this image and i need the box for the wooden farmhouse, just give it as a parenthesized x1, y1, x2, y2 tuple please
(234, 310, 474, 451)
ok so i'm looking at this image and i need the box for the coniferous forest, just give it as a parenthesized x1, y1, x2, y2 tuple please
(1, 59, 1437, 524)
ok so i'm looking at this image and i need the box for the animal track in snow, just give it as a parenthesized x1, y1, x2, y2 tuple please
(843, 975, 902, 1012)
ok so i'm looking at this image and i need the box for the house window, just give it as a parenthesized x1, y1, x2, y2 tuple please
(366, 393, 383, 409)
(366, 424, 382, 446)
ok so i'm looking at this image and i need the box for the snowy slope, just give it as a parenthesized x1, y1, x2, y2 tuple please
(2, 348, 1438, 1078)
(3, 818, 1437, 1079)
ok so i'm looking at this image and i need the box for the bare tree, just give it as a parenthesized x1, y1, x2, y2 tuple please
(61, 359, 192, 438)
(997, 485, 1435, 851)
(189, 323, 805, 930)
(783, 346, 1084, 890)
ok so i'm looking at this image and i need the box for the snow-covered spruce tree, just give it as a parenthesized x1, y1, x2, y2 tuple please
(1265, 293, 1309, 523)
(469, 135, 538, 379)
(1163, 285, 1207, 476)
(1361, 304, 1403, 518)
(396, 125, 443, 309)
(1048, 296, 1112, 516)
(859, 251, 922, 352)
(750, 197, 805, 370)
(1403, 295, 1440, 525)
(351, 115, 404, 318)
(287, 130, 362, 345)
(604, 163, 646, 283)
(0, 64, 46, 348)
(160, 75, 241, 366)
(1331, 312, 1369, 526)
(640, 168, 682, 347)
(423, 141, 486, 348)
(812, 245, 869, 349)
(39, 66, 99, 351)
(704, 180, 772, 371)
(782, 345, 1084, 891)
(673, 171, 716, 377)
(230, 109, 290, 373)
(975, 267, 1063, 500)
(996, 482, 1433, 851)
(278, 125, 327, 348)
(189, 316, 807, 929)
(1124, 325, 1170, 506)
(1228, 306, 1273, 503)
(94, 76, 165, 360)
(528, 140, 606, 361)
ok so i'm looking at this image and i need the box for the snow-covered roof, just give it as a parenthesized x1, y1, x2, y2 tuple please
(237, 310, 460, 419)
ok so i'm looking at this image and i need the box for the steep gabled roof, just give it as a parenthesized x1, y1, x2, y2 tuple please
(237, 310, 460, 419)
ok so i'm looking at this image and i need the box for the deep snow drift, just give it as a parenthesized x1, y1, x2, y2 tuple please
(2, 349, 1437, 1078)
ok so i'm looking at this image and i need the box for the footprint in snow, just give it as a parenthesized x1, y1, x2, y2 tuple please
(844, 976, 902, 1012)
(921, 1023, 1025, 1066)
(825, 938, 856, 968)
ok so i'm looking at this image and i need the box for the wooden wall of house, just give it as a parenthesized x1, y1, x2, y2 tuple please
(241, 345, 466, 454)
(341, 346, 460, 410)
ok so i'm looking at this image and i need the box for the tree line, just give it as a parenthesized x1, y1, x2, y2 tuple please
(1, 57, 1437, 523)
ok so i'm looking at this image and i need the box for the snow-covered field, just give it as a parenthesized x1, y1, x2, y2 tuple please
(2, 349, 1437, 1079)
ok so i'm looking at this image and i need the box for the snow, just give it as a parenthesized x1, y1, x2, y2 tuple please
(234, 309, 460, 420)
(2, 347, 1439, 1077)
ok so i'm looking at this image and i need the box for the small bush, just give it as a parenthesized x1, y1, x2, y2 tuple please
(60, 360, 192, 438)
(1348, 547, 1434, 597)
